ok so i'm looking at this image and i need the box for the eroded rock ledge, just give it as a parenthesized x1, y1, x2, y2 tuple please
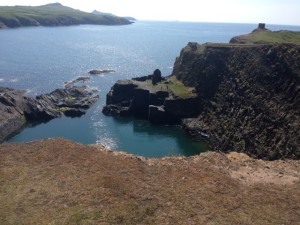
(0, 86, 99, 142)
(102, 70, 200, 124)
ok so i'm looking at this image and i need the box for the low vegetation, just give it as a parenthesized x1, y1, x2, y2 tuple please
(230, 29, 300, 44)
(0, 139, 299, 224)
(135, 76, 196, 99)
(0, 3, 131, 28)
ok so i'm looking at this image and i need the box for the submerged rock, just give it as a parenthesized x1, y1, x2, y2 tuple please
(89, 69, 115, 75)
(64, 76, 90, 88)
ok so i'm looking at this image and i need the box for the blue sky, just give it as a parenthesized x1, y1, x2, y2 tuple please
(0, 0, 299, 25)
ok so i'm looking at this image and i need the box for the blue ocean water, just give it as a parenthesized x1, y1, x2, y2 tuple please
(1, 21, 300, 157)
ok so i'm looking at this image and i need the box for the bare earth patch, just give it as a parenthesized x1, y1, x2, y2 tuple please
(0, 139, 299, 225)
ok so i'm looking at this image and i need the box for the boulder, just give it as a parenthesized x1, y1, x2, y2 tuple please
(152, 69, 163, 85)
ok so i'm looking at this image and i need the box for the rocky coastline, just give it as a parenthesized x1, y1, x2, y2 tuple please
(0, 85, 99, 142)
(103, 40, 300, 160)
(102, 70, 201, 124)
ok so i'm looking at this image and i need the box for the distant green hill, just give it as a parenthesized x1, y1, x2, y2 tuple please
(230, 24, 300, 44)
(0, 3, 132, 28)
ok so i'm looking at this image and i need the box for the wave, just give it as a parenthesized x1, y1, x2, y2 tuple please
(96, 135, 118, 150)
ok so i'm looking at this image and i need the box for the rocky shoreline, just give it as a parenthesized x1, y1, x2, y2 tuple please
(103, 41, 300, 160)
(0, 85, 99, 142)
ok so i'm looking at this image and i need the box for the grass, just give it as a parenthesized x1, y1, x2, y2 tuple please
(0, 3, 131, 27)
(234, 30, 300, 44)
(167, 76, 196, 98)
(0, 139, 299, 224)
(135, 76, 196, 99)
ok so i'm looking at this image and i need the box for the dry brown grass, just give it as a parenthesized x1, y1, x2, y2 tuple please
(0, 139, 299, 225)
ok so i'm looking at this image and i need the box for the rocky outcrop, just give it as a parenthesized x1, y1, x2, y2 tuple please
(151, 69, 163, 85)
(103, 70, 200, 124)
(89, 69, 115, 75)
(173, 42, 300, 159)
(0, 88, 28, 143)
(0, 86, 99, 142)
(26, 86, 99, 120)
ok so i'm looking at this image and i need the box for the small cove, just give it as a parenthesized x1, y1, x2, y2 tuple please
(2, 21, 300, 157)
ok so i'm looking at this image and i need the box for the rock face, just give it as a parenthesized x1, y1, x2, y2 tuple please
(0, 88, 28, 143)
(102, 70, 201, 124)
(0, 86, 99, 142)
(173, 42, 300, 159)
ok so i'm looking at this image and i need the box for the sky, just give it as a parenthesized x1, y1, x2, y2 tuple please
(0, 0, 299, 25)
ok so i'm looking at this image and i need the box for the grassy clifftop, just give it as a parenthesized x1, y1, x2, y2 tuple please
(0, 3, 131, 28)
(1, 138, 299, 224)
(230, 24, 300, 44)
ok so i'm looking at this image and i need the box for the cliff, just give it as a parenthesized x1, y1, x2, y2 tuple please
(0, 3, 132, 28)
(0, 138, 299, 224)
(173, 42, 300, 159)
(0, 86, 99, 142)
(103, 41, 299, 159)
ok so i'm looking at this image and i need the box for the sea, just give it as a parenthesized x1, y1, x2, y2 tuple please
(1, 21, 300, 157)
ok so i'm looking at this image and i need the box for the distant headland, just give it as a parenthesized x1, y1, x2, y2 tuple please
(0, 2, 132, 29)
(230, 23, 300, 44)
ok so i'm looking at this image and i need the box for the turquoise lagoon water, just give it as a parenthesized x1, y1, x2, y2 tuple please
(1, 21, 300, 157)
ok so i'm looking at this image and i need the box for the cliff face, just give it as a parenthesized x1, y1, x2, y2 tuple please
(0, 88, 28, 143)
(173, 42, 300, 159)
(102, 75, 199, 124)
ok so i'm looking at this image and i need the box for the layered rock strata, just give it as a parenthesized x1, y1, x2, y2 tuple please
(0, 86, 99, 142)
(102, 76, 200, 124)
(174, 42, 300, 159)
(104, 42, 299, 159)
